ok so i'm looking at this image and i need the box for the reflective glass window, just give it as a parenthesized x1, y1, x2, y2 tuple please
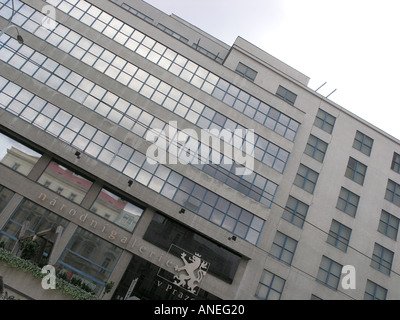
(0, 131, 42, 176)
(90, 188, 144, 232)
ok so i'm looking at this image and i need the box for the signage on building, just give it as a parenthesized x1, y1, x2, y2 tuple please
(157, 244, 209, 296)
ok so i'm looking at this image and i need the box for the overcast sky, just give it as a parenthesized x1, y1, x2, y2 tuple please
(144, 0, 400, 140)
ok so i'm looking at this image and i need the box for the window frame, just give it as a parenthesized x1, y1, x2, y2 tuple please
(364, 280, 387, 300)
(270, 231, 298, 265)
(353, 130, 373, 156)
(304, 134, 328, 162)
(345, 157, 367, 185)
(276, 85, 297, 105)
(327, 219, 352, 252)
(370, 243, 394, 276)
(314, 109, 336, 134)
(316, 256, 343, 290)
(336, 187, 360, 218)
(294, 164, 319, 194)
(378, 210, 400, 240)
(255, 269, 286, 300)
(282, 196, 309, 229)
(236, 62, 258, 81)
(391, 152, 400, 174)
(385, 179, 400, 207)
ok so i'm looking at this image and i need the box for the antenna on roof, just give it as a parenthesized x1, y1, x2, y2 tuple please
(326, 89, 337, 99)
(315, 82, 327, 92)
(326, 89, 337, 98)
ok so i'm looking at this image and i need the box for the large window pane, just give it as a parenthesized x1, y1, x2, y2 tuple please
(0, 131, 42, 176)
(0, 185, 15, 214)
(58, 227, 123, 295)
(37, 161, 93, 204)
(90, 188, 144, 232)
(0, 198, 69, 254)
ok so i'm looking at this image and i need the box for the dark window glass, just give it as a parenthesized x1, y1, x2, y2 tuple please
(236, 62, 257, 81)
(58, 227, 123, 295)
(378, 210, 400, 240)
(112, 253, 220, 300)
(0, 198, 69, 254)
(143, 212, 241, 284)
(0, 185, 14, 214)
(345, 157, 367, 185)
(314, 109, 336, 134)
(391, 152, 400, 174)
(276, 86, 297, 105)
(353, 131, 373, 156)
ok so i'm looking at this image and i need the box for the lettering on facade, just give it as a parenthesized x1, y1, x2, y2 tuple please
(38, 192, 128, 245)
(38, 192, 210, 299)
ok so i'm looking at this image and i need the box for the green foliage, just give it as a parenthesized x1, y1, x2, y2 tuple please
(19, 238, 41, 261)
(104, 281, 114, 296)
(0, 248, 97, 300)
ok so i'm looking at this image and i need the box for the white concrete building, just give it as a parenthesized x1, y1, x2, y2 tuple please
(0, 0, 399, 300)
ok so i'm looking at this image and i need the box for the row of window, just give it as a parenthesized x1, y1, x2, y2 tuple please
(0, 186, 124, 296)
(0, 83, 264, 245)
(0, 1, 292, 175)
(44, 0, 300, 142)
(255, 266, 387, 300)
(292, 109, 378, 198)
(0, 27, 281, 207)
(111, 0, 224, 64)
(0, 131, 145, 232)
(263, 108, 395, 299)
(0, 34, 280, 208)
(0, 183, 391, 300)
(273, 205, 397, 272)
(236, 61, 298, 106)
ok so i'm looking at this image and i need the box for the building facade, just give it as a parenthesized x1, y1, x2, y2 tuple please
(0, 0, 399, 300)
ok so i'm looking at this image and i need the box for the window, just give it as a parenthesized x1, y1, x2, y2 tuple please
(255, 269, 285, 300)
(294, 164, 319, 194)
(282, 196, 309, 228)
(144, 212, 241, 284)
(378, 210, 400, 240)
(58, 227, 123, 295)
(385, 179, 400, 207)
(370, 243, 394, 276)
(112, 253, 220, 300)
(353, 131, 373, 156)
(336, 187, 360, 218)
(157, 24, 189, 44)
(270, 231, 298, 265)
(90, 188, 144, 232)
(327, 220, 352, 252)
(0, 185, 15, 214)
(0, 131, 42, 176)
(317, 256, 342, 290)
(345, 157, 367, 185)
(304, 134, 328, 162)
(37, 161, 93, 205)
(276, 85, 297, 105)
(314, 109, 336, 134)
(364, 280, 387, 300)
(391, 152, 400, 174)
(236, 62, 257, 81)
(0, 198, 69, 252)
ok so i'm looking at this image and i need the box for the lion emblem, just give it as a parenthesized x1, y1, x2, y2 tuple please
(173, 252, 209, 294)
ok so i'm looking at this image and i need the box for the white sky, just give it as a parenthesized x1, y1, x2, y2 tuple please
(144, 0, 400, 140)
